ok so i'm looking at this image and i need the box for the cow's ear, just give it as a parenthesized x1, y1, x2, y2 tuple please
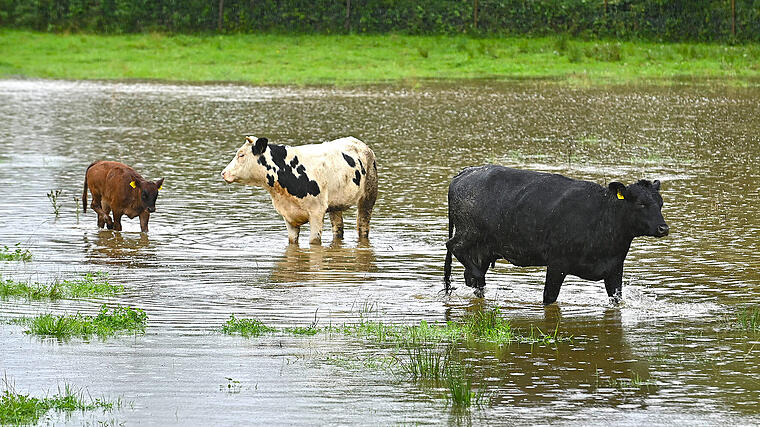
(608, 182, 626, 200)
(252, 137, 268, 155)
(155, 178, 164, 191)
(652, 180, 661, 191)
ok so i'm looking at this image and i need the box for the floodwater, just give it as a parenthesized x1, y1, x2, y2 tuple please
(0, 79, 759, 425)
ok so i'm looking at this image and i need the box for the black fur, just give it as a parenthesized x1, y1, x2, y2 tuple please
(258, 156, 273, 170)
(342, 153, 356, 168)
(269, 144, 320, 198)
(353, 170, 361, 186)
(266, 174, 275, 187)
(358, 158, 366, 175)
(290, 156, 299, 168)
(444, 165, 669, 304)
(252, 137, 268, 155)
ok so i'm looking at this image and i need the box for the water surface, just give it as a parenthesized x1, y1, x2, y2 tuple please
(0, 79, 759, 425)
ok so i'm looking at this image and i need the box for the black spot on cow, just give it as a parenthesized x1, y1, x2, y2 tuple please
(258, 156, 273, 171)
(266, 174, 275, 187)
(269, 144, 320, 198)
(290, 156, 299, 168)
(353, 170, 361, 186)
(373, 160, 377, 171)
(358, 158, 366, 175)
(342, 153, 356, 168)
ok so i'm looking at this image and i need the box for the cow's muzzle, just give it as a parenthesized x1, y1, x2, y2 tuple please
(221, 171, 233, 183)
(655, 224, 669, 237)
(147, 207, 156, 213)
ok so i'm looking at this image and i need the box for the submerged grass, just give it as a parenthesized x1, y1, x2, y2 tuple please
(19, 305, 147, 340)
(1, 30, 759, 86)
(0, 272, 122, 300)
(222, 314, 276, 337)
(737, 307, 760, 332)
(0, 378, 118, 425)
(0, 243, 31, 262)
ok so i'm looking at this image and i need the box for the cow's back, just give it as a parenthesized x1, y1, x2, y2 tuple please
(86, 161, 141, 206)
(294, 137, 376, 209)
(449, 165, 606, 266)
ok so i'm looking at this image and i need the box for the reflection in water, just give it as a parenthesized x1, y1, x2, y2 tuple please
(83, 230, 152, 265)
(270, 242, 377, 284)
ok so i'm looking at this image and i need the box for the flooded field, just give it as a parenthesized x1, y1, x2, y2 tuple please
(1, 79, 759, 425)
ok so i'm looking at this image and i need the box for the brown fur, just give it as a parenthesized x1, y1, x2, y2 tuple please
(83, 161, 164, 233)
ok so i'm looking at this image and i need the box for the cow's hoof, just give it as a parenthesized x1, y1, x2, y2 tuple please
(473, 288, 485, 298)
(106, 223, 114, 230)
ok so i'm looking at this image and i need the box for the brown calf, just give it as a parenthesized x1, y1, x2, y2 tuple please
(83, 161, 164, 233)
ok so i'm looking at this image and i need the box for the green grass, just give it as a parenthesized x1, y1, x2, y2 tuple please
(19, 305, 147, 340)
(737, 307, 760, 332)
(0, 272, 122, 300)
(0, 379, 117, 425)
(0, 243, 31, 261)
(221, 314, 276, 337)
(1, 30, 759, 86)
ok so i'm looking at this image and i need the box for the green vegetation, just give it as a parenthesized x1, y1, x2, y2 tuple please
(595, 370, 656, 392)
(1, 31, 759, 86)
(0, 272, 122, 300)
(19, 305, 147, 340)
(0, 243, 31, 262)
(737, 307, 760, 332)
(46, 189, 62, 217)
(0, 380, 117, 425)
(2, 0, 758, 42)
(222, 314, 276, 338)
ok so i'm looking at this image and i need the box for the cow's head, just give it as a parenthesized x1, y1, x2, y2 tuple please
(131, 178, 164, 213)
(609, 179, 669, 238)
(221, 136, 269, 185)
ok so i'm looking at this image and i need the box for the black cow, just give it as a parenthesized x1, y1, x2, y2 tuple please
(443, 165, 669, 304)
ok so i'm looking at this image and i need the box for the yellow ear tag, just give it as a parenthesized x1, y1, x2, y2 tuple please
(617, 190, 625, 200)
(129, 181, 136, 189)
(158, 185, 163, 191)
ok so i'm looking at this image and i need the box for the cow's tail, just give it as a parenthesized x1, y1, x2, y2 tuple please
(443, 203, 454, 294)
(82, 161, 97, 213)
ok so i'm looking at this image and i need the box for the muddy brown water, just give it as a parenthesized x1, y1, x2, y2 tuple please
(0, 79, 759, 425)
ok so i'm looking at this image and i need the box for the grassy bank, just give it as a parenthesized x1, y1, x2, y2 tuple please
(0, 272, 122, 300)
(1, 30, 759, 86)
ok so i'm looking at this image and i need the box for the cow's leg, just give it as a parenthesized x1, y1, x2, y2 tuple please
(286, 222, 300, 244)
(112, 211, 123, 232)
(90, 196, 107, 228)
(101, 201, 114, 229)
(543, 265, 567, 305)
(329, 211, 344, 240)
(357, 161, 378, 240)
(604, 266, 624, 304)
(139, 211, 150, 233)
(357, 197, 376, 240)
(308, 213, 324, 245)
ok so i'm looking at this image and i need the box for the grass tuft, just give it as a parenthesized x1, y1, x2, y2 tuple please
(0, 377, 117, 425)
(221, 314, 276, 338)
(737, 307, 760, 332)
(0, 272, 121, 300)
(20, 305, 147, 340)
(0, 243, 31, 262)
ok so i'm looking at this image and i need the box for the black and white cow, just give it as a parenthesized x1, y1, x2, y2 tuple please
(443, 165, 669, 304)
(221, 136, 378, 244)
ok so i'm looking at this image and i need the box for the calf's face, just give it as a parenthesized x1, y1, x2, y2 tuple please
(221, 136, 268, 185)
(134, 178, 164, 213)
(610, 180, 669, 238)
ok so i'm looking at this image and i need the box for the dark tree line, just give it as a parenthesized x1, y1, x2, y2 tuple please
(1, 0, 758, 42)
